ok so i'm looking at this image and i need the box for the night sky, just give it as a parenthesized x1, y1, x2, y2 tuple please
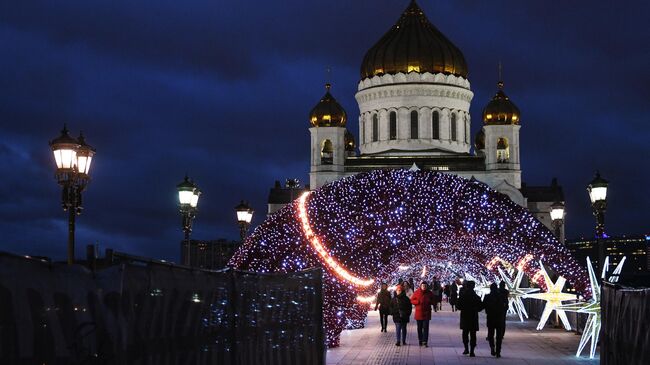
(1, 0, 648, 262)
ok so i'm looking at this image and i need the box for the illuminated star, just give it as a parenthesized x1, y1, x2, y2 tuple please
(524, 261, 575, 330)
(498, 267, 539, 322)
(557, 256, 626, 359)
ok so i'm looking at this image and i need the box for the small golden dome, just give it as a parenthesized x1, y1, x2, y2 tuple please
(482, 81, 521, 125)
(345, 129, 356, 151)
(360, 0, 468, 80)
(474, 129, 485, 150)
(309, 83, 347, 127)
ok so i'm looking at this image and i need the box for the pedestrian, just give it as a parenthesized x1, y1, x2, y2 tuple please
(499, 281, 510, 335)
(449, 279, 459, 312)
(483, 283, 508, 357)
(432, 277, 441, 312)
(499, 281, 510, 314)
(410, 281, 435, 347)
(390, 284, 412, 346)
(456, 280, 483, 357)
(403, 281, 414, 298)
(375, 282, 392, 333)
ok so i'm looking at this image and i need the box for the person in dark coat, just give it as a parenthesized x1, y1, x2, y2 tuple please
(449, 280, 459, 312)
(456, 280, 483, 357)
(375, 282, 392, 332)
(483, 283, 508, 357)
(410, 281, 435, 347)
(431, 277, 441, 312)
(498, 281, 510, 336)
(390, 284, 412, 346)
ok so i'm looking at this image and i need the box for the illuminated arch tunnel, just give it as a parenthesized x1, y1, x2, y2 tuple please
(229, 169, 588, 347)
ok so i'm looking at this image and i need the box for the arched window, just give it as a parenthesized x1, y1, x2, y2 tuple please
(361, 116, 365, 144)
(389, 111, 397, 140)
(410, 110, 419, 139)
(497, 137, 510, 163)
(451, 113, 457, 141)
(431, 111, 439, 140)
(372, 114, 379, 142)
(321, 139, 333, 165)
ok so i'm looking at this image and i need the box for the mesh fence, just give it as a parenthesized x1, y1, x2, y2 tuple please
(601, 280, 650, 365)
(0, 254, 324, 365)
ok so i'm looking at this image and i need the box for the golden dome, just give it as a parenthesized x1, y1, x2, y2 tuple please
(360, 0, 468, 80)
(345, 129, 356, 151)
(309, 83, 347, 127)
(482, 81, 521, 125)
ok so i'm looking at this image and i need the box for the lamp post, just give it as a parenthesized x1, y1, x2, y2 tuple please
(235, 200, 254, 242)
(177, 176, 200, 266)
(49, 125, 95, 265)
(587, 171, 608, 273)
(550, 201, 565, 243)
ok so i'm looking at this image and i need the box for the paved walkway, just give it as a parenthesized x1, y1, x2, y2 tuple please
(326, 303, 599, 365)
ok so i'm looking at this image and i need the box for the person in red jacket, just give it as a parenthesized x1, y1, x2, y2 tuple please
(410, 281, 436, 347)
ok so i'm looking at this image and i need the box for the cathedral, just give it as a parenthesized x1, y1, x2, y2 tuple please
(268, 1, 565, 241)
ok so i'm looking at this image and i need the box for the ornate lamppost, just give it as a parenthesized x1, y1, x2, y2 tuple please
(587, 171, 608, 272)
(49, 125, 96, 265)
(177, 176, 200, 265)
(550, 201, 565, 243)
(235, 200, 254, 242)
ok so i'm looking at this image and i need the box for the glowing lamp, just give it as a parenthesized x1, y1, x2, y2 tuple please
(75, 132, 95, 175)
(49, 125, 79, 170)
(550, 201, 565, 222)
(190, 188, 201, 208)
(177, 176, 196, 207)
(235, 200, 254, 224)
(587, 172, 608, 204)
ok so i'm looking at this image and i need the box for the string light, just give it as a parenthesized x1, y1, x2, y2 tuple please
(229, 169, 589, 347)
(298, 192, 374, 287)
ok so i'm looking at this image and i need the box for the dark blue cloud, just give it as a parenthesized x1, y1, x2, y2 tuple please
(0, 0, 648, 262)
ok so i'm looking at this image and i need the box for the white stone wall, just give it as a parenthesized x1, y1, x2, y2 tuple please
(355, 72, 474, 156)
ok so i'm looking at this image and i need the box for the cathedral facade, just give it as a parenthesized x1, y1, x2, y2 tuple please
(270, 1, 565, 241)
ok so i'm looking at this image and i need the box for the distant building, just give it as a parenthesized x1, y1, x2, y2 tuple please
(180, 239, 240, 270)
(267, 179, 309, 216)
(267, 2, 565, 236)
(565, 235, 650, 274)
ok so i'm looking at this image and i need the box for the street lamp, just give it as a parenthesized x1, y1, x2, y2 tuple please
(235, 200, 254, 242)
(177, 175, 200, 266)
(550, 201, 565, 242)
(49, 125, 96, 265)
(587, 171, 608, 273)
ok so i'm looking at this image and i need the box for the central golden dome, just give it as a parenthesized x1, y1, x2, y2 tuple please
(360, 0, 468, 80)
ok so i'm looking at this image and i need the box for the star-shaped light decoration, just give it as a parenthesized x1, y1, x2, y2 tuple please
(556, 256, 626, 359)
(464, 273, 491, 298)
(498, 267, 539, 322)
(524, 261, 575, 330)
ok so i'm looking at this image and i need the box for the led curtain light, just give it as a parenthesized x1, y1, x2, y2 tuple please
(229, 169, 589, 347)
